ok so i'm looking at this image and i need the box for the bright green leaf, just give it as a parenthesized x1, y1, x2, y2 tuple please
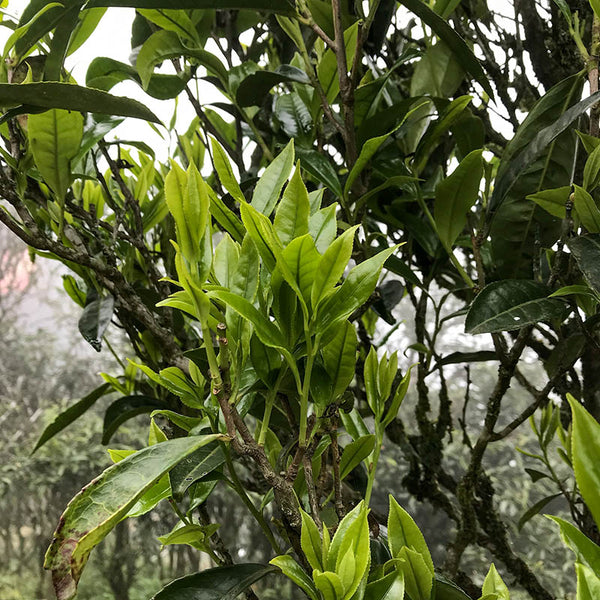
(29, 108, 83, 202)
(387, 496, 434, 574)
(574, 185, 600, 233)
(434, 149, 483, 248)
(339, 435, 376, 480)
(567, 394, 600, 529)
(252, 140, 294, 216)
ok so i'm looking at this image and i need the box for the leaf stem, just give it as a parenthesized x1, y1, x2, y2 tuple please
(223, 448, 282, 553)
(364, 422, 382, 506)
(258, 367, 286, 446)
(414, 180, 475, 288)
(299, 335, 320, 448)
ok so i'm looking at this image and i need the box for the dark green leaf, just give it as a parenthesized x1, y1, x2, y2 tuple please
(414, 95, 472, 172)
(102, 395, 164, 445)
(550, 0, 572, 25)
(465, 280, 566, 335)
(169, 442, 226, 501)
(436, 351, 498, 367)
(322, 321, 358, 401)
(525, 468, 550, 483)
(433, 574, 473, 600)
(78, 292, 115, 351)
(490, 74, 585, 276)
(0, 82, 160, 123)
(339, 435, 376, 480)
(544, 333, 586, 378)
(518, 493, 561, 531)
(583, 143, 600, 191)
(236, 65, 311, 107)
(136, 30, 227, 89)
(33, 383, 111, 453)
(399, 0, 494, 98)
(489, 76, 590, 219)
(44, 3, 82, 81)
(385, 255, 422, 287)
(274, 93, 313, 141)
(87, 56, 189, 100)
(296, 147, 343, 198)
(151, 564, 279, 600)
(14, 2, 66, 60)
(434, 149, 483, 248)
(567, 234, 600, 293)
(87, 0, 295, 13)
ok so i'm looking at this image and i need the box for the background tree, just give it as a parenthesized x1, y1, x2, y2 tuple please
(1, 1, 600, 600)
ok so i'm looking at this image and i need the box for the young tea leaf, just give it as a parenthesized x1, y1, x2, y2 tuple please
(567, 394, 600, 529)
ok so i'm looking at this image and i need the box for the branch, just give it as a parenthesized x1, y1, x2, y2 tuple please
(0, 176, 187, 370)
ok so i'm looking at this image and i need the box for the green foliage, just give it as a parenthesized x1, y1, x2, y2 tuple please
(2, 1, 600, 600)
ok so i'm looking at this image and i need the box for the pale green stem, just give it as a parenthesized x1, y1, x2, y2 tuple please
(299, 338, 318, 448)
(168, 497, 192, 526)
(364, 422, 383, 506)
(103, 335, 126, 370)
(201, 322, 223, 392)
(258, 367, 286, 446)
(414, 181, 475, 288)
(237, 104, 273, 161)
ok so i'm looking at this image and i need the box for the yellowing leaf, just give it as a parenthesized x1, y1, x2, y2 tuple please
(44, 435, 225, 600)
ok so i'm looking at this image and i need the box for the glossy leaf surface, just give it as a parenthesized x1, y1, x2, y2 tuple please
(151, 564, 279, 599)
(44, 435, 226, 600)
(78, 293, 115, 351)
(465, 280, 565, 334)
(0, 82, 160, 122)
(169, 442, 226, 501)
(101, 395, 164, 445)
(567, 235, 600, 293)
